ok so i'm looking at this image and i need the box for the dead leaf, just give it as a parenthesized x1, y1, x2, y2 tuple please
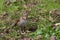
(5, 28, 13, 34)
(31, 1, 37, 6)
(5, 0, 11, 6)
(49, 9, 60, 18)
(34, 35, 43, 40)
(49, 9, 57, 14)
(20, 36, 32, 40)
(0, 33, 5, 37)
(9, 0, 17, 2)
(23, 4, 28, 9)
(3, 11, 8, 16)
(55, 0, 60, 3)
(0, 11, 8, 20)
(52, 23, 60, 30)
(38, 9, 45, 14)
(49, 16, 55, 22)
(50, 35, 56, 40)
(5, 0, 17, 7)
(54, 23, 60, 26)
(9, 37, 15, 40)
(26, 3, 32, 8)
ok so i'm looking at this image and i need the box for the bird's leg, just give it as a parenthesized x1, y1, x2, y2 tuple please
(19, 27, 25, 34)
(22, 27, 25, 33)
(23, 27, 26, 32)
(19, 28, 22, 34)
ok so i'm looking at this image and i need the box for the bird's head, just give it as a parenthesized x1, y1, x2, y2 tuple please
(22, 10, 30, 19)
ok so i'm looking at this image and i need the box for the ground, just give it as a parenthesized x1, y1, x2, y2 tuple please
(0, 0, 60, 40)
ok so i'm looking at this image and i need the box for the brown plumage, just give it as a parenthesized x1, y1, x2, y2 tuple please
(17, 11, 29, 33)
(11, 10, 30, 33)
(3, 10, 30, 34)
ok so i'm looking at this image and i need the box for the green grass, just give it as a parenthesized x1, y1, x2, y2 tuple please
(0, 0, 60, 40)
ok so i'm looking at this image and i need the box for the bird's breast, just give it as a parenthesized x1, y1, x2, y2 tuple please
(17, 19, 28, 27)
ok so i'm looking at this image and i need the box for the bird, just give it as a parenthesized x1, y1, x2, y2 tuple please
(17, 10, 30, 33)
(4, 10, 30, 34)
